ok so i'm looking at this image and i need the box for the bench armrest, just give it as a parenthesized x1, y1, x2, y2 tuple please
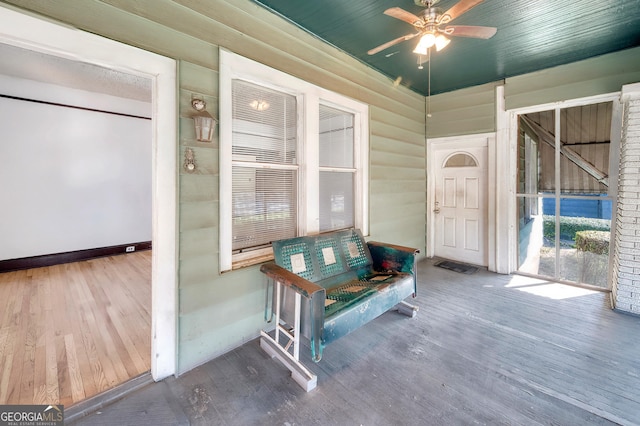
(367, 241, 419, 274)
(260, 263, 325, 298)
(260, 262, 326, 361)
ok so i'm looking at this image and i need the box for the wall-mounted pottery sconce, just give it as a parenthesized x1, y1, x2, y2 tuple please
(191, 96, 217, 142)
(184, 147, 196, 172)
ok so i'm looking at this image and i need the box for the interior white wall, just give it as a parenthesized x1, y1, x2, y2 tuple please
(0, 95, 151, 260)
(0, 75, 152, 260)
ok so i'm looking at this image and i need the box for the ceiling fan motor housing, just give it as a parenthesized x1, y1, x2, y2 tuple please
(415, 0, 441, 7)
(420, 8, 442, 26)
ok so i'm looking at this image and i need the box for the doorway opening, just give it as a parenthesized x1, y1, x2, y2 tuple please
(0, 60, 153, 404)
(516, 101, 617, 289)
(0, 5, 177, 406)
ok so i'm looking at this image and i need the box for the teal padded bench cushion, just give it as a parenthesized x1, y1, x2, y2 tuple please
(262, 229, 419, 363)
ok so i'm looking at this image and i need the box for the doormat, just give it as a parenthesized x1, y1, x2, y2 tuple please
(434, 260, 478, 274)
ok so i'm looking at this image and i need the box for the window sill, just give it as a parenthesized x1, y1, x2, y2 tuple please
(231, 247, 274, 270)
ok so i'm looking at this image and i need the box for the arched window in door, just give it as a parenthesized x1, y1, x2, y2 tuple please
(444, 152, 477, 168)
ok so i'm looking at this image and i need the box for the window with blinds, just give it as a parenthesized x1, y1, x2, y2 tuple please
(319, 105, 355, 232)
(219, 49, 369, 271)
(231, 80, 298, 252)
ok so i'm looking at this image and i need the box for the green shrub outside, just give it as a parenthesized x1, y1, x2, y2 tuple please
(574, 230, 610, 255)
(542, 215, 610, 242)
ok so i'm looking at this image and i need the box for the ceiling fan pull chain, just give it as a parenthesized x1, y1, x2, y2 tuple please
(427, 49, 432, 118)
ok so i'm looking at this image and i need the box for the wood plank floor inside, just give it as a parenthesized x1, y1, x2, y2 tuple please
(71, 257, 640, 425)
(0, 251, 151, 406)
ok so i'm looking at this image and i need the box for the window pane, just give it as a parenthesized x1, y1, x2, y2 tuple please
(559, 103, 611, 195)
(319, 105, 353, 168)
(232, 80, 297, 164)
(517, 202, 559, 279)
(557, 197, 611, 288)
(319, 171, 354, 232)
(445, 153, 477, 167)
(232, 166, 297, 251)
(519, 110, 555, 193)
(517, 132, 539, 195)
(517, 196, 548, 273)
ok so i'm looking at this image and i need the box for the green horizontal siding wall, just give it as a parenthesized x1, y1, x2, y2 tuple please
(3, 0, 426, 373)
(426, 46, 640, 139)
(426, 82, 499, 138)
(505, 46, 640, 110)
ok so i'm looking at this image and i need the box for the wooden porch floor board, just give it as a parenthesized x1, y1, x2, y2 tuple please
(71, 257, 640, 425)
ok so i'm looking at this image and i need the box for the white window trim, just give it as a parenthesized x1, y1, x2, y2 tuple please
(219, 49, 369, 272)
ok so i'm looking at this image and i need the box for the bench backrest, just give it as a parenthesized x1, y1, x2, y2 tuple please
(272, 229, 373, 286)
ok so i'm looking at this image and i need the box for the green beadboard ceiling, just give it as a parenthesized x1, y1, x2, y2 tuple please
(251, 0, 640, 96)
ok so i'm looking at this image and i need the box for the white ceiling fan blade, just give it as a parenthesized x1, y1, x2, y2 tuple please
(384, 7, 423, 26)
(445, 25, 497, 39)
(440, 0, 485, 24)
(368, 32, 420, 55)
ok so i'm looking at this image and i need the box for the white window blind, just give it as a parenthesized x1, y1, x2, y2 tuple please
(319, 105, 355, 232)
(231, 80, 298, 251)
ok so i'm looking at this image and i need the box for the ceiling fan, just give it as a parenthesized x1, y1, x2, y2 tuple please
(368, 0, 497, 58)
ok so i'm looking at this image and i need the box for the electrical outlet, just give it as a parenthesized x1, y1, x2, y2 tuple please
(126, 246, 135, 253)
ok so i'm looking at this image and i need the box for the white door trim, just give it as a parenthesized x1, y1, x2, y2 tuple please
(0, 5, 178, 380)
(427, 132, 496, 270)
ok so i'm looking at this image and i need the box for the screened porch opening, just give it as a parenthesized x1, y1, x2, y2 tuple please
(517, 102, 614, 289)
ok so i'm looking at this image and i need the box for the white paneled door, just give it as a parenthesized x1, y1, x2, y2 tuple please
(433, 146, 488, 266)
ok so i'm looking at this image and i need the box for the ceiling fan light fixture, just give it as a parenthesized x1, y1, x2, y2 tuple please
(413, 33, 436, 55)
(250, 99, 270, 111)
(435, 34, 450, 51)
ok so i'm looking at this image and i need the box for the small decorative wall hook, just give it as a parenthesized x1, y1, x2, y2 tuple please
(184, 147, 196, 172)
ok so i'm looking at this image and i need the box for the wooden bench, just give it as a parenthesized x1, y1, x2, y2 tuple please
(259, 228, 419, 391)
